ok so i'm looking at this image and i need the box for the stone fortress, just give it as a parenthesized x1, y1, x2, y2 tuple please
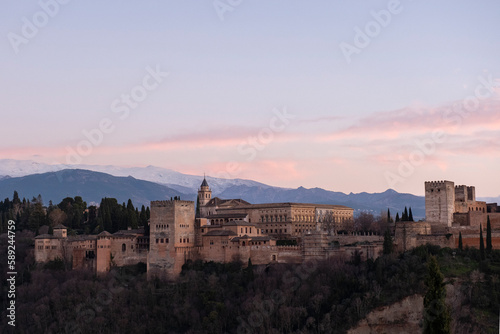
(34, 178, 500, 279)
(395, 180, 500, 251)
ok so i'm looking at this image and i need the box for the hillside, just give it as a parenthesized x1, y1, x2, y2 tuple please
(0, 169, 186, 207)
(0, 167, 426, 218)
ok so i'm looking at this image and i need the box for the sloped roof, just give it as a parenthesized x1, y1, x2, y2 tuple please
(35, 234, 59, 239)
(206, 213, 248, 219)
(53, 224, 67, 229)
(201, 177, 209, 187)
(205, 197, 251, 207)
(224, 220, 256, 227)
(98, 231, 113, 237)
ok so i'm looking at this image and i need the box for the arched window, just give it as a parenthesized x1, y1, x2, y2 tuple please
(122, 244, 126, 252)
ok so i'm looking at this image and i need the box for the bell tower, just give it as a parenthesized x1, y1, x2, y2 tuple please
(198, 175, 212, 206)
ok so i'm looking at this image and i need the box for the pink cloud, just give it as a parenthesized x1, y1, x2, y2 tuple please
(318, 97, 500, 142)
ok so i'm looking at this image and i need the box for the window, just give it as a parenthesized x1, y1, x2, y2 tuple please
(122, 244, 126, 252)
(156, 239, 159, 243)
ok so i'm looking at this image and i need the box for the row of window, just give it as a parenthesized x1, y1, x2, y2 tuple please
(265, 229, 287, 234)
(38, 246, 57, 250)
(156, 224, 169, 231)
(240, 227, 255, 234)
(261, 215, 288, 223)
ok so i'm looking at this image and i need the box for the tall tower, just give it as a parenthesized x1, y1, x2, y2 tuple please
(147, 199, 195, 280)
(425, 180, 455, 229)
(198, 176, 212, 206)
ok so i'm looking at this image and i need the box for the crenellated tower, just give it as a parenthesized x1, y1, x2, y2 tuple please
(425, 180, 455, 229)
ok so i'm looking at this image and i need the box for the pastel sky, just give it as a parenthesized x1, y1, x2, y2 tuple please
(1, 1, 499, 196)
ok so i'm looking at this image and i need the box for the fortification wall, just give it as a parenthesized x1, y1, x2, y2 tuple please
(329, 233, 383, 245)
(394, 222, 431, 252)
(110, 236, 147, 267)
(416, 234, 454, 249)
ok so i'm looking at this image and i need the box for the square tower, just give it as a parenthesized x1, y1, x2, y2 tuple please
(425, 181, 455, 228)
(467, 186, 476, 202)
(454, 185, 468, 202)
(147, 199, 195, 280)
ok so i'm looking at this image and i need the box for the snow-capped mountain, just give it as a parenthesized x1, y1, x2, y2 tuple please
(0, 159, 274, 194)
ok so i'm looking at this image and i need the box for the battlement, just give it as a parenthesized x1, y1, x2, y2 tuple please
(151, 200, 194, 207)
(425, 180, 454, 187)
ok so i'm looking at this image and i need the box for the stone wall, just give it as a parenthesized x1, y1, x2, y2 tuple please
(425, 181, 455, 227)
(34, 238, 63, 262)
(394, 222, 431, 252)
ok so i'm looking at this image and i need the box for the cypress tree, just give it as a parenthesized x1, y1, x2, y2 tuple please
(423, 255, 451, 334)
(402, 207, 409, 221)
(486, 215, 492, 254)
(458, 232, 463, 251)
(387, 208, 391, 224)
(480, 224, 485, 260)
(395, 212, 400, 222)
(196, 195, 201, 218)
(383, 229, 394, 255)
(409, 207, 414, 222)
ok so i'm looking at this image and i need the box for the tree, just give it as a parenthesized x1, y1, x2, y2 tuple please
(395, 213, 400, 223)
(408, 207, 414, 222)
(458, 232, 463, 251)
(402, 207, 409, 221)
(383, 229, 394, 255)
(387, 209, 392, 224)
(196, 195, 201, 218)
(486, 215, 492, 254)
(354, 212, 375, 232)
(423, 255, 451, 334)
(479, 224, 485, 260)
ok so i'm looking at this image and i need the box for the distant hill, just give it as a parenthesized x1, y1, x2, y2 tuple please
(0, 160, 428, 218)
(0, 169, 189, 207)
(219, 185, 425, 219)
(0, 159, 274, 195)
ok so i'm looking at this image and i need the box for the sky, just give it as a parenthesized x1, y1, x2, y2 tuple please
(1, 0, 499, 196)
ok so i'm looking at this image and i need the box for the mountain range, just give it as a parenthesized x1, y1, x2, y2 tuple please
(0, 159, 497, 219)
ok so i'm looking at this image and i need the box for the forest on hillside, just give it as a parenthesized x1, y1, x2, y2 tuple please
(0, 191, 149, 235)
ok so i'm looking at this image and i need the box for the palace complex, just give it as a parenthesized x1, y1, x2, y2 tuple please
(34, 178, 500, 279)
